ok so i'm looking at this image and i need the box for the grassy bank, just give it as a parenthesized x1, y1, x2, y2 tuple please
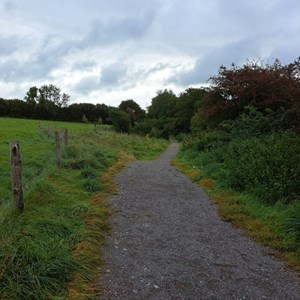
(0, 117, 168, 299)
(175, 130, 300, 272)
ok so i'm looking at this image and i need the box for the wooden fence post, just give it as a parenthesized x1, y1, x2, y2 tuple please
(55, 131, 61, 167)
(63, 128, 68, 146)
(10, 141, 24, 213)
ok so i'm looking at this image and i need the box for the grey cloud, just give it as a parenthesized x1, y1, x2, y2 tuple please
(72, 60, 96, 71)
(74, 75, 100, 94)
(172, 38, 260, 86)
(0, 58, 20, 81)
(79, 10, 155, 48)
(144, 63, 169, 77)
(0, 35, 28, 56)
(3, 1, 16, 15)
(100, 62, 128, 86)
(0, 34, 73, 81)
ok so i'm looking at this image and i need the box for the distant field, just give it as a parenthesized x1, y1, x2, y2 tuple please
(0, 117, 168, 299)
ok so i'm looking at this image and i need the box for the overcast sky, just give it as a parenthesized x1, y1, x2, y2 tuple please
(0, 0, 299, 108)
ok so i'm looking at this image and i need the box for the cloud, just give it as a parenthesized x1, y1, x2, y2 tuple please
(0, 35, 30, 56)
(171, 38, 262, 86)
(3, 1, 16, 15)
(100, 62, 128, 86)
(78, 10, 155, 48)
(74, 75, 100, 94)
(0, 34, 73, 82)
(1, 0, 300, 108)
(72, 60, 96, 72)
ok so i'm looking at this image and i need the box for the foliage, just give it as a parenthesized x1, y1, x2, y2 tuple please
(220, 105, 279, 136)
(194, 58, 300, 130)
(138, 88, 206, 139)
(1, 88, 111, 125)
(175, 88, 207, 133)
(25, 84, 70, 108)
(119, 99, 146, 126)
(147, 89, 177, 119)
(109, 108, 131, 133)
(224, 133, 300, 204)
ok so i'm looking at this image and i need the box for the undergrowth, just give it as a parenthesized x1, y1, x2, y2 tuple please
(175, 107, 300, 271)
(0, 119, 168, 299)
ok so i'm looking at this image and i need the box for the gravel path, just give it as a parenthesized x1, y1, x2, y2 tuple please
(99, 143, 300, 299)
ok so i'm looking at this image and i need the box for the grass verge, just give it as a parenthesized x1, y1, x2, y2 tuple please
(0, 118, 168, 299)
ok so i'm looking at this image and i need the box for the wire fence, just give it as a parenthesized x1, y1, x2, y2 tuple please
(0, 124, 69, 213)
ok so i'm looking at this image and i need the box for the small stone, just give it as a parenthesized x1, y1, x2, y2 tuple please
(154, 285, 159, 289)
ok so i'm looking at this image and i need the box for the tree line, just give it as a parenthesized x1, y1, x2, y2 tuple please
(1, 57, 299, 136)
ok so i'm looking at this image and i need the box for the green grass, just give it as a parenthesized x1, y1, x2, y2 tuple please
(0, 117, 168, 299)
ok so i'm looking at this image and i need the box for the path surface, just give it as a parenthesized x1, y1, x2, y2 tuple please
(99, 143, 300, 299)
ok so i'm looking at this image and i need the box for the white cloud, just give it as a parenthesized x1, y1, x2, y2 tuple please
(0, 0, 299, 108)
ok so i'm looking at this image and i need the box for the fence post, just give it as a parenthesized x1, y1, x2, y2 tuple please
(10, 141, 24, 213)
(55, 131, 61, 167)
(63, 128, 68, 146)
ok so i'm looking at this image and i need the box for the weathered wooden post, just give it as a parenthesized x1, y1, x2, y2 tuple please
(10, 141, 24, 213)
(55, 131, 61, 167)
(63, 128, 68, 146)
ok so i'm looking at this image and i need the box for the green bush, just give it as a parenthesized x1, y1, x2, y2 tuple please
(109, 108, 131, 133)
(224, 133, 300, 204)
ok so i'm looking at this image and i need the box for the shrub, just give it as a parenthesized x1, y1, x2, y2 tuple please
(224, 132, 300, 204)
(109, 108, 131, 133)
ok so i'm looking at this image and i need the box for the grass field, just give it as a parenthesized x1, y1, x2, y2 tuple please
(0, 117, 168, 299)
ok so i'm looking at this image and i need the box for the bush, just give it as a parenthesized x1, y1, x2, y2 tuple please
(109, 108, 131, 133)
(221, 105, 277, 137)
(224, 132, 300, 204)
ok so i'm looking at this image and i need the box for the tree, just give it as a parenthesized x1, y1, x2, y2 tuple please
(39, 84, 70, 107)
(119, 99, 145, 126)
(198, 58, 300, 130)
(0, 98, 8, 116)
(147, 89, 177, 119)
(175, 88, 207, 132)
(24, 84, 70, 107)
(109, 108, 131, 133)
(6, 99, 27, 118)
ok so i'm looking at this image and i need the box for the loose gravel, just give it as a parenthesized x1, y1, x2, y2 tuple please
(99, 143, 300, 299)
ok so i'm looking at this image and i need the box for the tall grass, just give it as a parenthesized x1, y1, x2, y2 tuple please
(0, 117, 168, 299)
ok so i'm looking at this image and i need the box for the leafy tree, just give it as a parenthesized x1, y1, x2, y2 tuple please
(6, 99, 27, 118)
(147, 89, 177, 119)
(109, 108, 131, 133)
(199, 58, 300, 130)
(94, 103, 110, 123)
(0, 98, 8, 116)
(119, 99, 145, 125)
(38, 84, 69, 107)
(175, 88, 207, 133)
(24, 86, 39, 104)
